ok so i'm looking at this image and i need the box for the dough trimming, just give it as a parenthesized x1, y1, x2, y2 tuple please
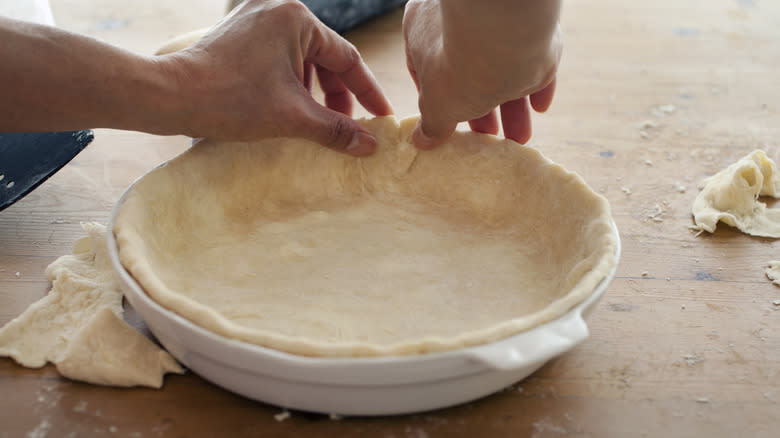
(692, 150, 780, 237)
(0, 223, 183, 387)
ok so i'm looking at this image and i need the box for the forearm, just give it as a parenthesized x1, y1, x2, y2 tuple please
(439, 0, 561, 92)
(0, 16, 181, 134)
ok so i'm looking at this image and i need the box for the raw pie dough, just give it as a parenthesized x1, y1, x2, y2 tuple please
(155, 28, 208, 55)
(766, 261, 780, 286)
(114, 116, 618, 357)
(692, 150, 780, 237)
(0, 223, 183, 387)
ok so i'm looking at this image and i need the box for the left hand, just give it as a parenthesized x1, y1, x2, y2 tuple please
(158, 0, 394, 155)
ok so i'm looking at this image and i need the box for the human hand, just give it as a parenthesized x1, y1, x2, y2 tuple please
(403, 0, 561, 149)
(158, 0, 393, 156)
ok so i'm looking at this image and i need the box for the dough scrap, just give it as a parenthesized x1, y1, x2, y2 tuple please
(692, 150, 780, 237)
(114, 116, 619, 358)
(57, 307, 183, 388)
(766, 261, 780, 286)
(0, 223, 183, 387)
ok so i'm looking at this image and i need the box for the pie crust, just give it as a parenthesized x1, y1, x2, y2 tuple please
(113, 116, 618, 357)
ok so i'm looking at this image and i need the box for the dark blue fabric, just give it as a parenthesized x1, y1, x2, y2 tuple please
(0, 130, 94, 211)
(302, 0, 408, 33)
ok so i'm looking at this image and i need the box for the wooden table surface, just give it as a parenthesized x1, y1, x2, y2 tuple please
(2, 0, 779, 436)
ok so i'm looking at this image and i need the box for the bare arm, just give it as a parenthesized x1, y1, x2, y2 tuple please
(0, 15, 175, 134)
(0, 0, 394, 156)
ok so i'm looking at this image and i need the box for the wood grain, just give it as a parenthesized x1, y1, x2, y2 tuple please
(2, 0, 779, 437)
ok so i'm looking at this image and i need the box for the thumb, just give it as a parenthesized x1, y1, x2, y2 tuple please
(413, 104, 457, 150)
(295, 95, 377, 157)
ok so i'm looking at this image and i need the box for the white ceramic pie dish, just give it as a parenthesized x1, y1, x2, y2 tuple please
(108, 117, 621, 414)
(107, 193, 620, 415)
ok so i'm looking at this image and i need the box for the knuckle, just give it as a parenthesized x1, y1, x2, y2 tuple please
(285, 99, 354, 149)
(325, 116, 354, 149)
(265, 0, 310, 24)
(331, 38, 361, 73)
(274, 0, 308, 15)
(343, 41, 360, 62)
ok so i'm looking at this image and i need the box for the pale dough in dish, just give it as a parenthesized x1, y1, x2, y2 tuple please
(692, 150, 780, 237)
(0, 223, 183, 387)
(114, 116, 618, 357)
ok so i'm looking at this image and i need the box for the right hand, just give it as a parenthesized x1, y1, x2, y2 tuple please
(403, 0, 562, 149)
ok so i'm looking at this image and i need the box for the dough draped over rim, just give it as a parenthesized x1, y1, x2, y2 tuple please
(113, 116, 618, 357)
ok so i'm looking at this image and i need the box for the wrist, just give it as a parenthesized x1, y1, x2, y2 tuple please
(108, 53, 193, 136)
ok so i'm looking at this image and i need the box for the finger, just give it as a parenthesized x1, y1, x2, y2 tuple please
(413, 109, 457, 150)
(405, 48, 420, 92)
(500, 97, 532, 144)
(468, 110, 499, 135)
(303, 61, 314, 92)
(316, 65, 353, 116)
(308, 24, 393, 116)
(402, 0, 424, 24)
(402, 0, 422, 92)
(530, 77, 556, 113)
(292, 91, 376, 157)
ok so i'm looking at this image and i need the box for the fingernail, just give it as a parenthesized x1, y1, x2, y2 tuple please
(412, 121, 435, 150)
(346, 131, 376, 156)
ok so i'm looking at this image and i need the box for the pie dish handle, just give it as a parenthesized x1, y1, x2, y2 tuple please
(465, 311, 589, 371)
